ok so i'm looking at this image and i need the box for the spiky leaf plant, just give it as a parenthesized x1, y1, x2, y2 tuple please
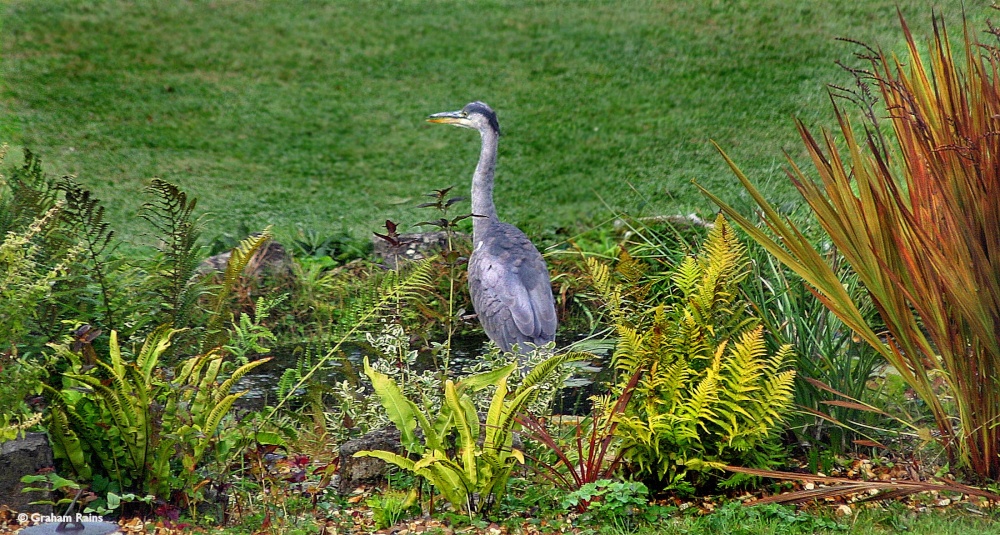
(45, 325, 269, 504)
(701, 13, 1000, 480)
(356, 350, 588, 518)
(595, 215, 795, 492)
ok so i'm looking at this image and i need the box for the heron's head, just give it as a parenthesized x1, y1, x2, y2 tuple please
(427, 101, 500, 135)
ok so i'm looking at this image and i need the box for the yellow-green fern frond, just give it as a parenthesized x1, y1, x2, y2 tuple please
(701, 215, 747, 281)
(615, 248, 646, 286)
(586, 256, 614, 301)
(672, 256, 700, 298)
(206, 228, 274, 342)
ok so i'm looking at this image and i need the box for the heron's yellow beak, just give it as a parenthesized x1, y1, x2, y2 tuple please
(427, 110, 471, 127)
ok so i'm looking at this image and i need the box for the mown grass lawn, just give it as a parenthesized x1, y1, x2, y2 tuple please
(0, 0, 991, 250)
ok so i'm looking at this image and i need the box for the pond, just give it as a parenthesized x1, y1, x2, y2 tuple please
(234, 333, 612, 416)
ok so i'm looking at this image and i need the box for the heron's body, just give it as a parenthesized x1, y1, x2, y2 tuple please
(428, 101, 557, 355)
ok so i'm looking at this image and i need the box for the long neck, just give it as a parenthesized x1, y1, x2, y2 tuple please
(471, 128, 499, 239)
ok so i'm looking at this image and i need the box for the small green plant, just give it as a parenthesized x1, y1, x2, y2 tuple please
(356, 350, 585, 518)
(560, 479, 669, 534)
(290, 226, 370, 265)
(225, 293, 286, 365)
(367, 489, 420, 529)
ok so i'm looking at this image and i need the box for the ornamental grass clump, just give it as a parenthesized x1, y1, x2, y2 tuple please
(701, 13, 1000, 480)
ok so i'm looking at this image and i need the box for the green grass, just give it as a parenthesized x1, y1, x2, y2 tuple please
(664, 502, 1000, 535)
(640, 504, 1000, 535)
(0, 0, 991, 248)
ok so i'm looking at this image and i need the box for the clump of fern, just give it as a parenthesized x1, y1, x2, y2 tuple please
(593, 215, 795, 493)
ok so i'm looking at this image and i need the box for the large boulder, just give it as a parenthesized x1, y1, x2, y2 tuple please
(0, 433, 54, 514)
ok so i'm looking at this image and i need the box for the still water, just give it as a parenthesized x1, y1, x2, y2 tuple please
(233, 334, 610, 415)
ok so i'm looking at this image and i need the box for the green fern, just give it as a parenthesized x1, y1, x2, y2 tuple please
(46, 325, 268, 502)
(141, 178, 203, 327)
(57, 176, 117, 329)
(0, 148, 59, 237)
(202, 229, 273, 348)
(600, 215, 795, 492)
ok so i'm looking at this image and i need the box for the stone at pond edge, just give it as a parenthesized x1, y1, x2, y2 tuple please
(196, 240, 293, 278)
(337, 427, 404, 495)
(0, 433, 54, 514)
(373, 231, 467, 270)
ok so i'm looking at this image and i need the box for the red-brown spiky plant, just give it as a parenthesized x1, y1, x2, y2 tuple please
(702, 11, 1000, 480)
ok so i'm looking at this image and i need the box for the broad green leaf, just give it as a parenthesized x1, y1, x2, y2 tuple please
(363, 357, 421, 453)
(354, 449, 417, 472)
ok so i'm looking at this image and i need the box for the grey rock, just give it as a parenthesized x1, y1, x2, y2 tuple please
(196, 239, 293, 278)
(0, 433, 54, 514)
(337, 427, 404, 494)
(373, 231, 467, 269)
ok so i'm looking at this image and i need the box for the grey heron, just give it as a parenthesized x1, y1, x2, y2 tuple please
(427, 101, 557, 357)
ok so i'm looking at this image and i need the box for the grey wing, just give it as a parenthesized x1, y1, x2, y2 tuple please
(469, 226, 557, 353)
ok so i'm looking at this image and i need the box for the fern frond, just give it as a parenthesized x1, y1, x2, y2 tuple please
(685, 355, 721, 432)
(759, 369, 797, 426)
(136, 325, 177, 383)
(718, 327, 768, 395)
(672, 256, 700, 298)
(204, 229, 272, 345)
(612, 325, 645, 372)
(615, 248, 646, 286)
(58, 176, 117, 329)
(586, 256, 614, 299)
(702, 215, 747, 281)
(45, 399, 92, 479)
(141, 178, 203, 327)
(215, 357, 272, 404)
(0, 149, 59, 236)
(520, 351, 587, 395)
